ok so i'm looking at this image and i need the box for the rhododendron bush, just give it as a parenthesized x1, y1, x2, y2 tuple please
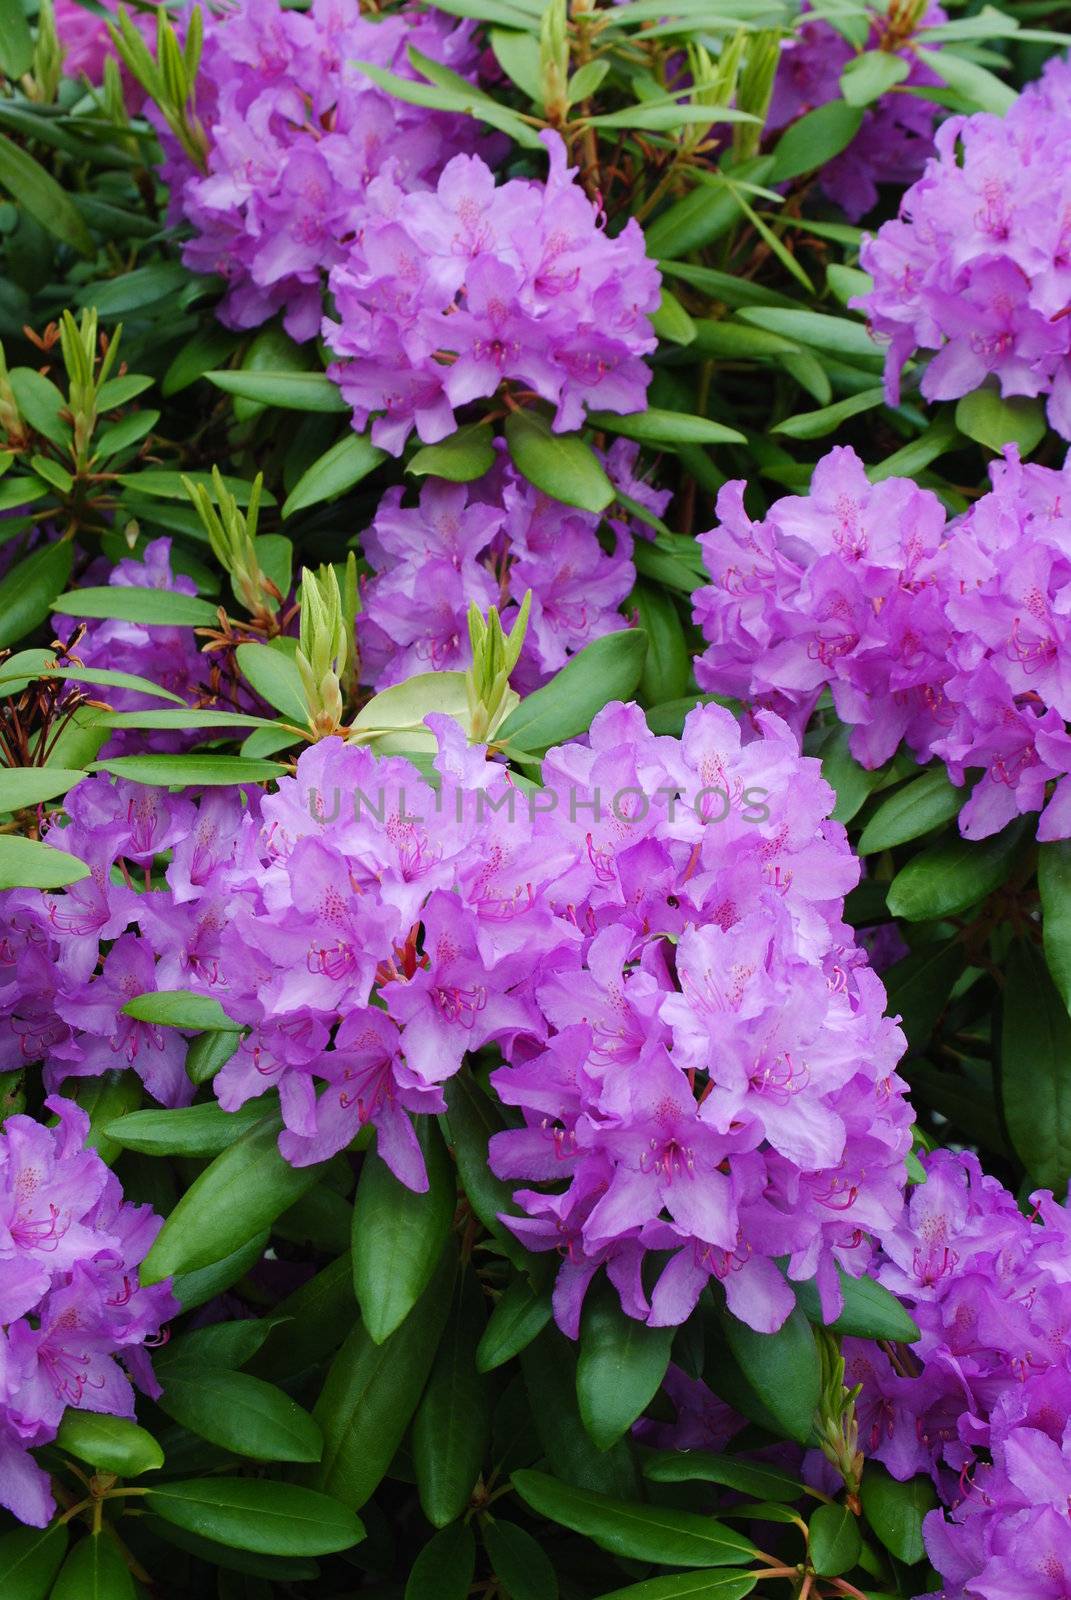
(1, 0, 1070, 1596)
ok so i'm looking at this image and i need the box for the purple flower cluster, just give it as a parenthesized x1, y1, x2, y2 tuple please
(856, 55, 1071, 434)
(767, 1, 946, 221)
(323, 131, 661, 453)
(357, 441, 667, 693)
(1, 704, 911, 1337)
(841, 1150, 1071, 1600)
(692, 444, 1071, 840)
(0, 1097, 175, 1527)
(165, 0, 487, 341)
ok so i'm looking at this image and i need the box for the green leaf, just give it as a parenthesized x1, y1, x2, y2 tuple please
(186, 1027, 241, 1085)
(840, 50, 910, 106)
(504, 410, 613, 513)
(1040, 841, 1071, 1013)
(0, 0, 33, 78)
(521, 1327, 640, 1498)
(773, 386, 885, 441)
(593, 1576, 757, 1600)
(313, 1244, 455, 1509)
(722, 1306, 820, 1446)
(0, 1523, 68, 1600)
(643, 1452, 803, 1503)
(235, 640, 308, 723)
(170, 1230, 269, 1313)
(860, 1467, 935, 1565)
(736, 307, 879, 362)
(412, 1267, 490, 1526)
(207, 369, 348, 412)
(476, 1273, 553, 1372)
(54, 584, 219, 627)
(406, 1523, 476, 1600)
(882, 940, 966, 1051)
(768, 101, 863, 183)
(1001, 937, 1071, 1192)
(808, 1502, 862, 1578)
(407, 422, 496, 482)
(121, 989, 238, 1032)
(0, 542, 73, 649)
(789, 1267, 920, 1344)
(93, 708, 277, 733)
(89, 753, 286, 786)
(587, 408, 745, 447)
(52, 1535, 135, 1600)
(0, 661, 186, 704)
(94, 408, 160, 460)
(857, 769, 965, 854)
(955, 388, 1046, 457)
(483, 1519, 559, 1600)
(140, 1115, 322, 1282)
(352, 1118, 455, 1343)
(117, 469, 272, 506)
(155, 1367, 323, 1463)
(98, 374, 155, 410)
(916, 43, 1016, 113)
(56, 1410, 164, 1476)
(869, 415, 958, 482)
(817, 723, 884, 824)
(633, 584, 691, 706)
(0, 131, 92, 255)
(886, 820, 1026, 921)
(9, 368, 69, 446)
(162, 1319, 275, 1372)
(0, 766, 85, 811)
(577, 1288, 673, 1452)
(651, 287, 697, 347)
(251, 1254, 355, 1382)
(75, 1073, 141, 1167)
(282, 430, 386, 517)
(162, 326, 242, 397)
(139, 1518, 319, 1583)
(0, 833, 88, 889)
(510, 1471, 757, 1568)
(147, 1478, 363, 1556)
(442, 1071, 531, 1271)
(81, 264, 190, 316)
(644, 158, 773, 259)
(105, 1100, 270, 1158)
(496, 629, 647, 755)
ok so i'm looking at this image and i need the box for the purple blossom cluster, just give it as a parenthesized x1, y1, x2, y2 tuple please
(767, 0, 946, 221)
(841, 1150, 1071, 1600)
(1, 704, 912, 1337)
(0, 1097, 175, 1527)
(322, 131, 661, 453)
(692, 444, 1071, 841)
(164, 0, 488, 341)
(357, 441, 668, 693)
(856, 55, 1071, 434)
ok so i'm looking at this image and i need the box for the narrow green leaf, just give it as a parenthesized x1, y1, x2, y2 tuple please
(0, 833, 88, 889)
(840, 49, 910, 106)
(122, 989, 239, 1031)
(407, 421, 496, 481)
(495, 629, 647, 755)
(412, 1267, 490, 1526)
(0, 0, 34, 78)
(860, 1466, 935, 1566)
(857, 769, 965, 854)
(0, 542, 73, 649)
(89, 753, 286, 786)
(772, 386, 885, 440)
(577, 1288, 673, 1451)
(405, 1523, 476, 1600)
(476, 1274, 553, 1372)
(55, 1411, 164, 1477)
(722, 1306, 820, 1446)
(0, 1522, 68, 1600)
(207, 369, 349, 412)
(510, 1470, 757, 1568)
(1039, 840, 1071, 1013)
(0, 131, 92, 254)
(282, 431, 386, 517)
(155, 1367, 323, 1463)
(117, 470, 273, 506)
(643, 1452, 803, 1503)
(587, 408, 745, 446)
(55, 584, 219, 627)
(768, 102, 863, 183)
(352, 1118, 455, 1344)
(51, 1534, 135, 1600)
(736, 307, 879, 361)
(593, 1574, 757, 1600)
(504, 409, 614, 513)
(146, 1478, 363, 1556)
(105, 1100, 269, 1158)
(0, 766, 85, 811)
(886, 820, 1026, 921)
(483, 1519, 559, 1600)
(1001, 938, 1071, 1192)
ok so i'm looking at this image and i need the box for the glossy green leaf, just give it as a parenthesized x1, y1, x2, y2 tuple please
(0, 132, 92, 254)
(808, 1502, 862, 1578)
(90, 753, 286, 786)
(282, 431, 386, 517)
(496, 629, 647, 755)
(520, 1328, 640, 1499)
(1039, 840, 1071, 1013)
(577, 1288, 673, 1451)
(147, 1478, 363, 1556)
(412, 1267, 490, 1526)
(234, 640, 308, 723)
(51, 1534, 135, 1600)
(1001, 938, 1071, 1192)
(313, 1244, 454, 1509)
(122, 989, 239, 1031)
(956, 388, 1046, 457)
(882, 939, 966, 1050)
(857, 769, 965, 854)
(773, 386, 885, 440)
(840, 49, 910, 105)
(405, 1522, 476, 1600)
(55, 584, 218, 627)
(860, 1466, 935, 1565)
(186, 1027, 241, 1085)
(0, 1522, 68, 1600)
(736, 307, 879, 361)
(0, 766, 85, 811)
(510, 1470, 757, 1567)
(161, 1318, 275, 1372)
(643, 1452, 803, 1503)
(768, 101, 863, 182)
(504, 410, 614, 513)
(723, 1306, 820, 1446)
(483, 1519, 559, 1600)
(105, 1100, 270, 1158)
(207, 368, 348, 412)
(587, 408, 745, 447)
(0, 833, 89, 889)
(407, 422, 496, 481)
(155, 1367, 323, 1463)
(442, 1071, 531, 1270)
(633, 584, 691, 706)
(0, 661, 186, 704)
(790, 1267, 920, 1344)
(595, 1575, 757, 1600)
(886, 820, 1026, 921)
(56, 1410, 164, 1476)
(0, 0, 33, 78)
(140, 1115, 322, 1282)
(917, 43, 1016, 113)
(0, 542, 73, 649)
(161, 326, 241, 397)
(170, 1230, 269, 1313)
(117, 470, 272, 505)
(476, 1273, 553, 1372)
(352, 1117, 455, 1343)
